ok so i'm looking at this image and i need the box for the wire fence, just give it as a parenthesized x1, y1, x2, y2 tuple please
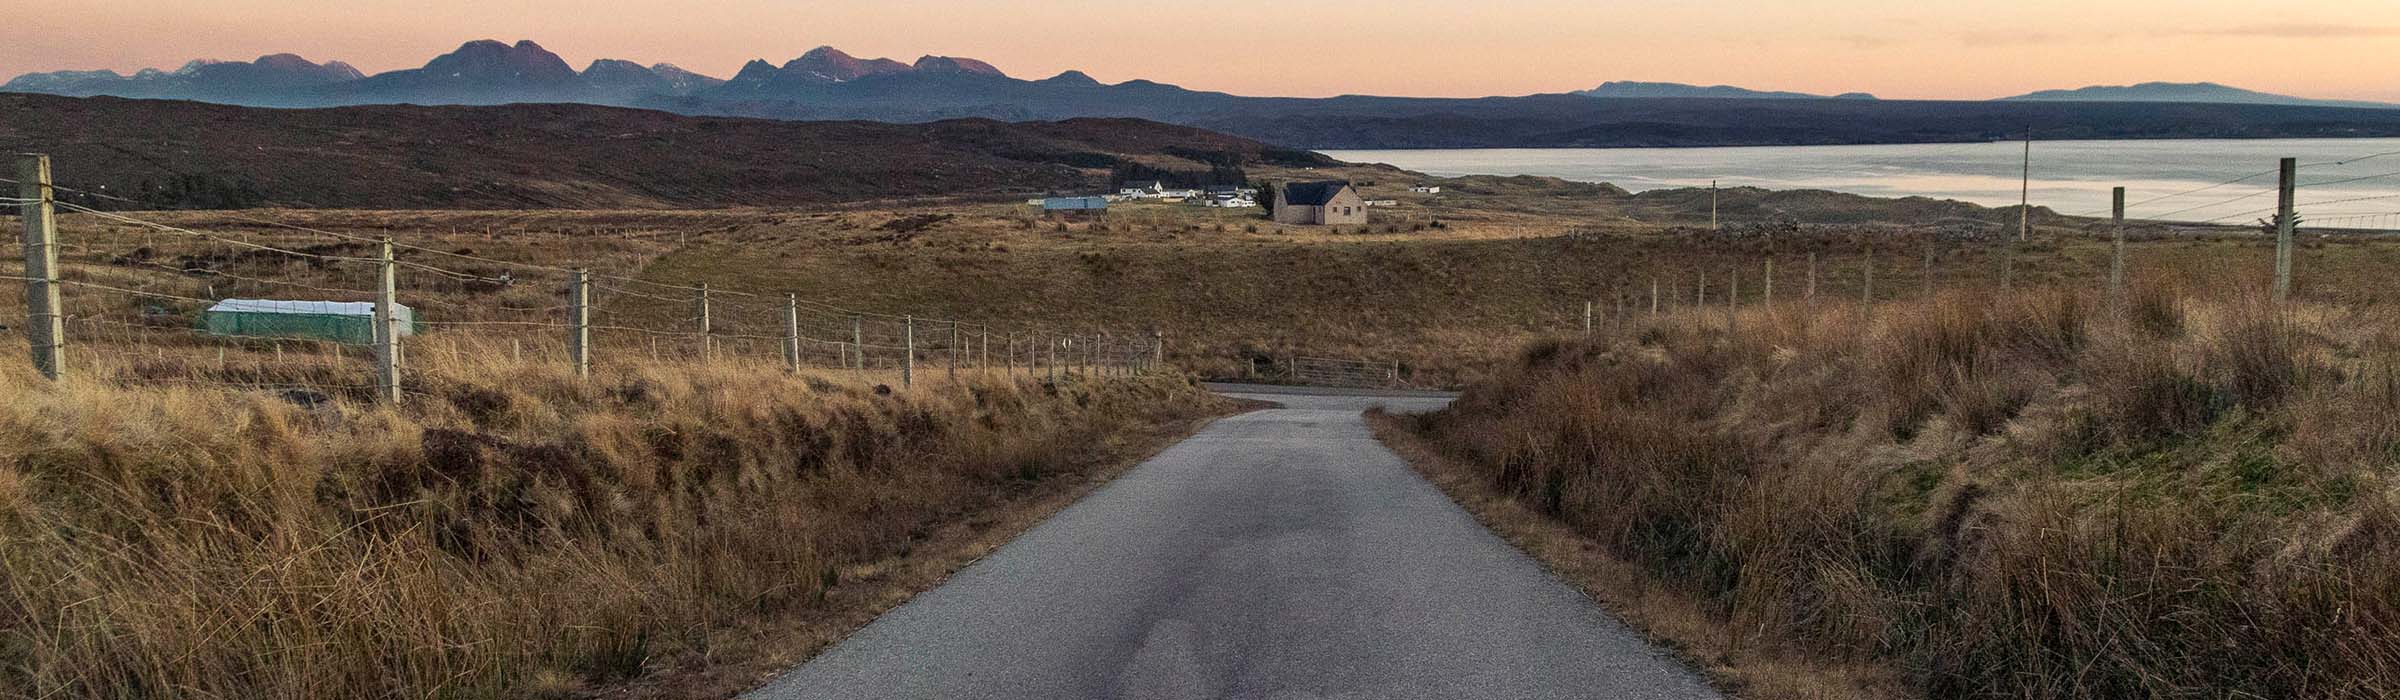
(4, 155, 1168, 402)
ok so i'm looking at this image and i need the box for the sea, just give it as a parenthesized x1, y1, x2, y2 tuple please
(1324, 138, 2400, 229)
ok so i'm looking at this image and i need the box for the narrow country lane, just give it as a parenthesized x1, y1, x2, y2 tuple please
(742, 384, 1721, 700)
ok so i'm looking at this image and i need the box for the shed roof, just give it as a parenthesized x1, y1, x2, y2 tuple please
(1042, 196, 1109, 210)
(207, 299, 409, 316)
(1280, 181, 1354, 206)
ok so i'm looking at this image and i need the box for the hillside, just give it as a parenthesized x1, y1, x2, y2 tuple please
(2001, 81, 2398, 110)
(16, 40, 2400, 149)
(0, 93, 1331, 209)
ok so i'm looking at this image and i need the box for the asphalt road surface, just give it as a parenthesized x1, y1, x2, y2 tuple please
(744, 383, 1720, 700)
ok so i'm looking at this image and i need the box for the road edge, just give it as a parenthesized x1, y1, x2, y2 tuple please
(590, 397, 1272, 700)
(1363, 409, 1910, 700)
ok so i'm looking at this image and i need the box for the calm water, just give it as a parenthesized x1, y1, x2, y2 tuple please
(1326, 138, 2400, 229)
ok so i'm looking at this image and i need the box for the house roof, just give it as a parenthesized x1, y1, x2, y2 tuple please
(1121, 180, 1163, 189)
(1279, 181, 1353, 206)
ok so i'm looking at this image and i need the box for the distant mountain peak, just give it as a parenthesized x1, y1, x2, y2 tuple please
(421, 38, 576, 82)
(1576, 81, 1876, 100)
(1997, 82, 2396, 109)
(1041, 70, 1101, 86)
(912, 55, 1005, 77)
(786, 46, 911, 81)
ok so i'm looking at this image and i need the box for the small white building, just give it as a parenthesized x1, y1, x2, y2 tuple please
(1409, 185, 1442, 194)
(1117, 180, 1167, 198)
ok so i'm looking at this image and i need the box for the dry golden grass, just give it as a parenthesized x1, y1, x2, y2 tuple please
(1402, 284, 2400, 699)
(0, 341, 1234, 700)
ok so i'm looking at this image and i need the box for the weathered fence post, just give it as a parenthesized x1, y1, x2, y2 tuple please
(695, 283, 713, 361)
(1047, 337, 1058, 383)
(850, 315, 864, 373)
(1153, 329, 1165, 372)
(1583, 300, 1594, 335)
(373, 237, 401, 402)
(568, 268, 590, 378)
(1922, 239, 1936, 299)
(2274, 157, 2297, 303)
(16, 155, 63, 380)
(1806, 252, 1818, 301)
(948, 320, 960, 378)
(2109, 186, 2127, 302)
(782, 294, 801, 373)
(1726, 267, 1739, 330)
(980, 323, 990, 370)
(1861, 246, 1875, 307)
(1763, 258, 1775, 307)
(1650, 277, 1660, 315)
(903, 315, 915, 388)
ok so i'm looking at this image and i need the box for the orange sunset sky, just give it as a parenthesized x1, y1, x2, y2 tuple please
(6, 0, 2398, 101)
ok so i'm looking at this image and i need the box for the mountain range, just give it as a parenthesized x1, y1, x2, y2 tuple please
(11, 40, 2400, 149)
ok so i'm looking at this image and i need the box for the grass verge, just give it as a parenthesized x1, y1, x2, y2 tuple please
(1390, 285, 2399, 699)
(0, 352, 1240, 700)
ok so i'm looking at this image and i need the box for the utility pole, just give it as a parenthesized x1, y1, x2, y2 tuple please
(903, 315, 915, 388)
(695, 283, 713, 361)
(2109, 186, 2127, 301)
(2274, 157, 2297, 303)
(373, 237, 401, 403)
(568, 269, 591, 378)
(2019, 127, 2033, 242)
(16, 155, 62, 380)
(782, 294, 801, 373)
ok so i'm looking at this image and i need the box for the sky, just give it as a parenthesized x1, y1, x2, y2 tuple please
(6, 0, 2399, 101)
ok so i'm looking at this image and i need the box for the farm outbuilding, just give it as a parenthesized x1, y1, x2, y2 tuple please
(1041, 196, 1110, 218)
(202, 299, 416, 344)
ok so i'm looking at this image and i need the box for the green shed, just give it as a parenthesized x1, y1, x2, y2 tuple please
(203, 299, 417, 345)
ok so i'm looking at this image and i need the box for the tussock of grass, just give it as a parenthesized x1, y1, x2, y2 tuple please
(0, 349, 1229, 699)
(1413, 287, 2400, 699)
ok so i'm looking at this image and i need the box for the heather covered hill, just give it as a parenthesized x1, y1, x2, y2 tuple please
(0, 93, 1332, 209)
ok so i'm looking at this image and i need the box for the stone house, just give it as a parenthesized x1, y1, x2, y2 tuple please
(1271, 181, 1366, 226)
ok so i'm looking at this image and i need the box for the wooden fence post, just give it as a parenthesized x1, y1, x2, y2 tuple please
(16, 155, 63, 380)
(568, 268, 590, 378)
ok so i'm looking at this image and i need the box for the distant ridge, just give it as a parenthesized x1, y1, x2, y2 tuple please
(1998, 82, 2398, 110)
(13, 40, 2400, 148)
(1576, 81, 1876, 100)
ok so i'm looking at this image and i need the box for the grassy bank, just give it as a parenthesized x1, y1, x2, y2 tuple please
(1398, 286, 2398, 698)
(0, 350, 1233, 699)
